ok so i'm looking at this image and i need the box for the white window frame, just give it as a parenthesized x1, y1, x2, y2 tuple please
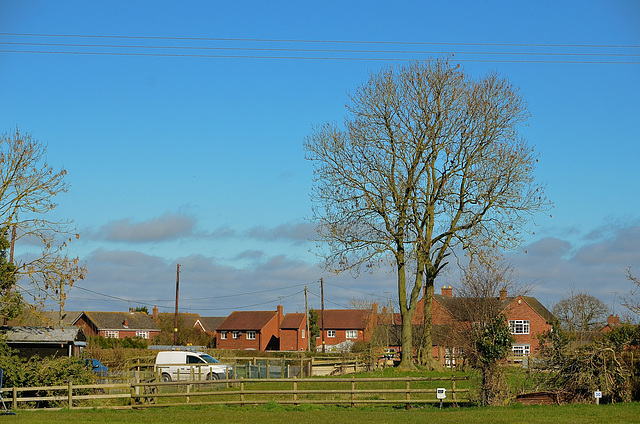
(104, 330, 119, 339)
(220, 332, 227, 340)
(512, 344, 530, 356)
(508, 320, 530, 334)
(246, 331, 256, 340)
(327, 330, 336, 338)
(345, 330, 358, 339)
(135, 330, 149, 339)
(232, 331, 241, 339)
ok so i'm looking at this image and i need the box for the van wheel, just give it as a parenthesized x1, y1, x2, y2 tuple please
(206, 373, 219, 380)
(161, 373, 172, 382)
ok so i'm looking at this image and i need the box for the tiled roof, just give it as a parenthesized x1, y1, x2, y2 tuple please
(157, 312, 201, 328)
(0, 325, 86, 343)
(196, 316, 226, 332)
(77, 311, 160, 331)
(432, 294, 555, 324)
(7, 310, 82, 326)
(281, 313, 306, 329)
(317, 309, 370, 330)
(216, 311, 278, 331)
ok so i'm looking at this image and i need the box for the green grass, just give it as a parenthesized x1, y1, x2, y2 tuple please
(3, 402, 639, 424)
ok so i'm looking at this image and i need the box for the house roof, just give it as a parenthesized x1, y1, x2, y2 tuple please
(7, 310, 82, 327)
(195, 316, 226, 332)
(432, 294, 555, 324)
(216, 311, 278, 331)
(156, 312, 201, 328)
(281, 313, 306, 329)
(76, 311, 160, 331)
(318, 309, 370, 330)
(0, 325, 86, 344)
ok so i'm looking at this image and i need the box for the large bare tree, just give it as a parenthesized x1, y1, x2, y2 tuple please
(553, 289, 610, 334)
(304, 59, 549, 368)
(0, 128, 86, 322)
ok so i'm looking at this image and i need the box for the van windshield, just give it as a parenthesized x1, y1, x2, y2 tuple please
(200, 354, 220, 364)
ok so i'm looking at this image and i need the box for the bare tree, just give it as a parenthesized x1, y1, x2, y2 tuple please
(619, 267, 640, 320)
(0, 128, 86, 321)
(305, 59, 550, 368)
(553, 289, 610, 334)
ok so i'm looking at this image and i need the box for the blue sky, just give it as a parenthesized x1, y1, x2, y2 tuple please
(1, 1, 639, 318)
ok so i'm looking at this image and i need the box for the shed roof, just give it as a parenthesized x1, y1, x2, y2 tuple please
(0, 325, 86, 344)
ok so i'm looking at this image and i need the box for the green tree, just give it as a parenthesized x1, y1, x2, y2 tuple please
(305, 59, 549, 368)
(0, 128, 86, 320)
(0, 229, 20, 320)
(308, 309, 320, 351)
(470, 314, 514, 406)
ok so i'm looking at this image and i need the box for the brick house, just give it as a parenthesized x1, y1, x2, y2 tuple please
(73, 310, 160, 340)
(216, 305, 284, 351)
(316, 308, 376, 352)
(280, 313, 307, 351)
(417, 286, 554, 364)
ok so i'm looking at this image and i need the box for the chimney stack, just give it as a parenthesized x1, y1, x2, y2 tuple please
(153, 306, 159, 320)
(441, 285, 453, 297)
(607, 314, 620, 326)
(499, 287, 507, 301)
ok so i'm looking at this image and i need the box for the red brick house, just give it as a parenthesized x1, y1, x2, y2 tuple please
(73, 310, 160, 340)
(416, 286, 554, 364)
(216, 305, 284, 351)
(280, 313, 307, 351)
(316, 308, 376, 352)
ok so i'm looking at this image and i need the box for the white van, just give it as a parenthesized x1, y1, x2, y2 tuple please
(154, 351, 231, 382)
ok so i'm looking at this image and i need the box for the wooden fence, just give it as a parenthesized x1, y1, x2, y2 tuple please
(0, 376, 470, 411)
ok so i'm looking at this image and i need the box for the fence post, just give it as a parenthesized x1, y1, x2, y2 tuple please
(293, 376, 298, 406)
(405, 377, 410, 410)
(452, 378, 457, 406)
(12, 386, 17, 410)
(67, 380, 73, 409)
(240, 377, 245, 407)
(350, 376, 355, 408)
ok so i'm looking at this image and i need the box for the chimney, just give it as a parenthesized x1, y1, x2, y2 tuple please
(277, 304, 284, 337)
(129, 307, 134, 313)
(152, 306, 158, 320)
(499, 287, 507, 301)
(441, 285, 453, 297)
(123, 319, 129, 328)
(608, 314, 620, 326)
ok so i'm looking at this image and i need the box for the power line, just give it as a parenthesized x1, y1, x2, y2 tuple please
(1, 32, 638, 49)
(2, 49, 637, 64)
(1, 41, 638, 58)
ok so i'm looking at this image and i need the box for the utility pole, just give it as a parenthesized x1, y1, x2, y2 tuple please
(304, 286, 310, 351)
(320, 277, 325, 353)
(174, 263, 180, 345)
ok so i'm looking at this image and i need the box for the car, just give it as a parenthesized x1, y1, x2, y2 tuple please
(85, 358, 109, 377)
(154, 351, 232, 382)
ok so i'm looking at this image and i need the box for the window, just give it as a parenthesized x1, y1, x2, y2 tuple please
(246, 331, 256, 340)
(512, 344, 530, 356)
(327, 330, 336, 338)
(232, 331, 241, 339)
(220, 332, 227, 340)
(301, 329, 305, 339)
(104, 330, 119, 338)
(135, 331, 149, 339)
(345, 330, 358, 339)
(508, 320, 530, 334)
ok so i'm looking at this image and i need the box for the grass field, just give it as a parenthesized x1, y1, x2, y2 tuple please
(2, 402, 639, 424)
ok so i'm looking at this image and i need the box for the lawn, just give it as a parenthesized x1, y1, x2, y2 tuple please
(2, 402, 639, 424)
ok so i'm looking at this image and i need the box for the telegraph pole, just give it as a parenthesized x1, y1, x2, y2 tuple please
(304, 286, 310, 351)
(320, 277, 325, 353)
(174, 263, 180, 345)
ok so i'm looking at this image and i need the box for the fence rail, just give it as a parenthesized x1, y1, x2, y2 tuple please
(0, 376, 470, 411)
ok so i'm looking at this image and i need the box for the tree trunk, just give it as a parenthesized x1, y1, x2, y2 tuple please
(419, 281, 439, 368)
